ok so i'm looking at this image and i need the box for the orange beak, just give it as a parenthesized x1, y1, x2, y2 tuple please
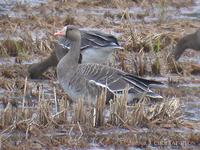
(54, 26, 67, 36)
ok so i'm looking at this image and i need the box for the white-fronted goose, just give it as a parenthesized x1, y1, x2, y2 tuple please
(57, 29, 122, 63)
(54, 26, 164, 103)
(28, 29, 122, 79)
(171, 29, 200, 60)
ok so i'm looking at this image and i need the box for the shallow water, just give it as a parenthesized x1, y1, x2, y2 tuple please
(179, 53, 200, 65)
(1, 0, 200, 21)
(0, 0, 46, 10)
(146, 75, 200, 122)
(77, 0, 200, 23)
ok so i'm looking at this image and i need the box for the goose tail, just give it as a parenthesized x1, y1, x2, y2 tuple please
(124, 74, 166, 88)
(122, 74, 164, 99)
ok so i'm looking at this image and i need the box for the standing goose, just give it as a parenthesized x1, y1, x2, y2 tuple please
(29, 29, 122, 79)
(171, 29, 200, 60)
(54, 25, 164, 104)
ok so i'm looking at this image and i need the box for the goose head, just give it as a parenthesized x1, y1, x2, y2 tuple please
(54, 25, 81, 41)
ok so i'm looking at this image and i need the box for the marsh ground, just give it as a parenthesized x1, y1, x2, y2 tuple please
(0, 0, 200, 149)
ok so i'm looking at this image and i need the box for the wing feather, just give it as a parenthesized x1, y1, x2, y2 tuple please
(77, 64, 163, 99)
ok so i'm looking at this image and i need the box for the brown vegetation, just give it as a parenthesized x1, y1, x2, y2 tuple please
(0, 0, 199, 149)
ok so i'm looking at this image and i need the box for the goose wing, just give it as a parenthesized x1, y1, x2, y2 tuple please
(58, 36, 88, 50)
(81, 30, 120, 48)
(78, 64, 163, 98)
(58, 30, 122, 50)
(57, 36, 71, 50)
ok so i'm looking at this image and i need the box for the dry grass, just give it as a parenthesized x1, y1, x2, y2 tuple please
(0, 0, 199, 149)
(0, 0, 199, 76)
(3, 81, 198, 149)
(0, 81, 184, 149)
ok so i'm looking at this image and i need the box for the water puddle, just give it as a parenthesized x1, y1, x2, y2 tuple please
(183, 100, 200, 121)
(0, 0, 200, 22)
(0, 0, 47, 11)
(75, 0, 200, 23)
(179, 55, 200, 65)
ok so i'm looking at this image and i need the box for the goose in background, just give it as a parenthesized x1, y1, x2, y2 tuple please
(28, 28, 122, 79)
(54, 25, 164, 104)
(171, 29, 200, 60)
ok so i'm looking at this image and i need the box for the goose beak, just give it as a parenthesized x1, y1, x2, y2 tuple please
(54, 26, 67, 36)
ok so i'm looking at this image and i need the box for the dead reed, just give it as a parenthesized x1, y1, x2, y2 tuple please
(3, 82, 181, 129)
(0, 76, 183, 149)
(0, 0, 199, 148)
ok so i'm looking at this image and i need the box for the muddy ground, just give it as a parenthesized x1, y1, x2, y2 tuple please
(0, 0, 200, 149)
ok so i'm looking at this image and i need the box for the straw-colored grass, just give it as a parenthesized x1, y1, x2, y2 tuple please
(0, 0, 199, 149)
(0, 84, 185, 149)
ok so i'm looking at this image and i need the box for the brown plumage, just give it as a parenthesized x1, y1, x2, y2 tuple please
(28, 29, 122, 79)
(55, 25, 164, 104)
(171, 29, 200, 60)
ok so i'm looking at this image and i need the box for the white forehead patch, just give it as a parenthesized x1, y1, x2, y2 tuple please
(64, 26, 67, 32)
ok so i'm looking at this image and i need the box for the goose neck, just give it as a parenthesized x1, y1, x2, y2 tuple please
(68, 39, 81, 64)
